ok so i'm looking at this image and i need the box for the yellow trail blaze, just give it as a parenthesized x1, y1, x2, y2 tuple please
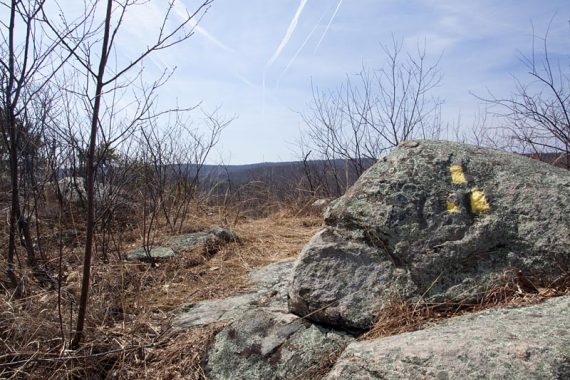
(470, 188, 490, 214)
(450, 165, 467, 184)
(447, 200, 460, 213)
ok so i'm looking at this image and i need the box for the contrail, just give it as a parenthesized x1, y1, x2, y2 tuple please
(263, 0, 309, 115)
(194, 24, 236, 54)
(235, 72, 257, 89)
(266, 0, 309, 68)
(314, 0, 343, 52)
(277, 9, 328, 87)
(173, 0, 236, 54)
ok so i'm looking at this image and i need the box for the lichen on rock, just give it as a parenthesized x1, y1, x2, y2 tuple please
(289, 140, 570, 330)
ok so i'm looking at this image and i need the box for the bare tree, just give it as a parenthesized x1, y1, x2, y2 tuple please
(481, 22, 569, 168)
(0, 0, 87, 287)
(301, 38, 443, 195)
(448, 106, 515, 150)
(46, 0, 213, 348)
(141, 109, 228, 233)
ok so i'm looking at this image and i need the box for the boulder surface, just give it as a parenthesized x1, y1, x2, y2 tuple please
(289, 140, 570, 329)
(206, 309, 353, 380)
(173, 260, 293, 329)
(327, 296, 570, 380)
(166, 227, 237, 254)
(126, 246, 175, 261)
(173, 260, 354, 380)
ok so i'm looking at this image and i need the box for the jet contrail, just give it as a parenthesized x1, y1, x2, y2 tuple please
(314, 0, 343, 52)
(262, 0, 309, 116)
(266, 0, 309, 68)
(235, 72, 257, 89)
(276, 9, 328, 87)
(173, 0, 236, 54)
(194, 24, 236, 54)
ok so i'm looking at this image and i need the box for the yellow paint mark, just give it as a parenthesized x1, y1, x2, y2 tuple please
(447, 193, 460, 213)
(450, 165, 467, 184)
(470, 188, 490, 214)
(447, 201, 460, 213)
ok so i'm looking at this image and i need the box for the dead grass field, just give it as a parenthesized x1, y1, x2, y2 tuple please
(1, 205, 567, 379)
(0, 209, 322, 379)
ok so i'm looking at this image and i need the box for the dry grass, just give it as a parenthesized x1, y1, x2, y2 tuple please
(119, 322, 227, 380)
(0, 208, 322, 379)
(2, 202, 567, 379)
(362, 269, 570, 341)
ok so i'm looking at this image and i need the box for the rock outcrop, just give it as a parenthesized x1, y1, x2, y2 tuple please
(173, 260, 354, 379)
(289, 140, 570, 329)
(327, 296, 570, 380)
(207, 310, 352, 380)
(171, 254, 569, 379)
(173, 260, 293, 329)
(165, 141, 569, 379)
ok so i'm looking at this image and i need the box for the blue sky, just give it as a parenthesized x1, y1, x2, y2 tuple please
(63, 0, 570, 164)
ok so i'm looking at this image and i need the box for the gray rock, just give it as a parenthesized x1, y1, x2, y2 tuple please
(311, 198, 334, 213)
(126, 246, 175, 261)
(165, 227, 237, 254)
(125, 228, 237, 262)
(174, 294, 259, 328)
(289, 140, 570, 329)
(206, 309, 353, 380)
(173, 261, 294, 329)
(52, 177, 132, 212)
(57, 176, 86, 203)
(289, 229, 417, 330)
(326, 296, 570, 380)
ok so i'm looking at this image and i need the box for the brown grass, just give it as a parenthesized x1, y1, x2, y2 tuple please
(2, 202, 567, 379)
(362, 269, 570, 341)
(0, 208, 322, 379)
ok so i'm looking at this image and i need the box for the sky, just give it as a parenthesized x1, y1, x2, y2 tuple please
(57, 0, 570, 164)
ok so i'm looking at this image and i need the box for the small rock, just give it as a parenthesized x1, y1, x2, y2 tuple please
(126, 246, 175, 261)
(165, 227, 237, 254)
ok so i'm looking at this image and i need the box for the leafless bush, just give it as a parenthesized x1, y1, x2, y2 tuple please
(480, 21, 569, 168)
(300, 38, 444, 196)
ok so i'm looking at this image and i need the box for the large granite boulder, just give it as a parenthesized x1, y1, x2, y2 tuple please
(327, 296, 570, 379)
(289, 140, 570, 329)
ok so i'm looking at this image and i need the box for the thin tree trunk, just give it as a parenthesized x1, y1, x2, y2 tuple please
(71, 0, 113, 349)
(7, 113, 19, 287)
(5, 0, 18, 288)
